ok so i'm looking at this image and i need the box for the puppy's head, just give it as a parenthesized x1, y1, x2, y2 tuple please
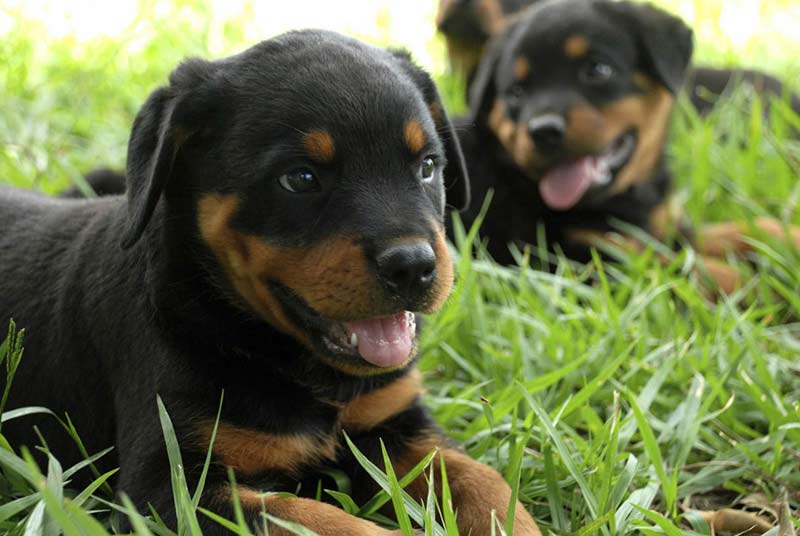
(437, 0, 538, 75)
(470, 0, 693, 210)
(120, 30, 469, 375)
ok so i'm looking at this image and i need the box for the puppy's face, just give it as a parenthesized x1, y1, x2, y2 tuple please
(471, 0, 692, 211)
(122, 31, 469, 375)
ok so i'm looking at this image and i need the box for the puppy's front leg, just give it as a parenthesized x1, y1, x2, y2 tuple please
(212, 485, 405, 536)
(395, 434, 542, 536)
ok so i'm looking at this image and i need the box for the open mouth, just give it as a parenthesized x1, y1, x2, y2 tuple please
(271, 283, 418, 370)
(538, 130, 637, 211)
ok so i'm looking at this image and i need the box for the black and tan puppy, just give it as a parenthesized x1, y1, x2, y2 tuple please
(437, 0, 800, 119)
(450, 0, 800, 289)
(0, 31, 541, 535)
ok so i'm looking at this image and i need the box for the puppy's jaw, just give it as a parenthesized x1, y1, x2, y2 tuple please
(605, 77, 674, 195)
(196, 194, 454, 368)
(488, 76, 674, 195)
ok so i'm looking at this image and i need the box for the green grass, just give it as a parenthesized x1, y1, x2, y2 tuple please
(1, 1, 800, 535)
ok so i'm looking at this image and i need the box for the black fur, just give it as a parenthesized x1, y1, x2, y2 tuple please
(448, 0, 799, 264)
(1, 30, 470, 534)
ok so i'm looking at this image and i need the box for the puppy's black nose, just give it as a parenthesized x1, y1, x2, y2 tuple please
(376, 242, 436, 298)
(528, 114, 566, 154)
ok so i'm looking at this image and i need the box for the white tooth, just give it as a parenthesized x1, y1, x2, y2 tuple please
(407, 312, 417, 336)
(595, 170, 612, 185)
(349, 332, 358, 348)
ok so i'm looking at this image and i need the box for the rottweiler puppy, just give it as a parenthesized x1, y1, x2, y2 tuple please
(437, 0, 800, 119)
(0, 31, 542, 535)
(447, 0, 800, 289)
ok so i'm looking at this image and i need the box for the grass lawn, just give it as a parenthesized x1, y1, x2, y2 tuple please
(1, 1, 799, 534)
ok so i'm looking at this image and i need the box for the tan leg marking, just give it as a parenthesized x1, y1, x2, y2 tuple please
(394, 435, 542, 536)
(566, 229, 746, 296)
(223, 487, 403, 536)
(697, 217, 800, 257)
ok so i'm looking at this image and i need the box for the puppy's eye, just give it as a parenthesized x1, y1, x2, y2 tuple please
(580, 60, 614, 84)
(278, 168, 320, 193)
(419, 156, 436, 183)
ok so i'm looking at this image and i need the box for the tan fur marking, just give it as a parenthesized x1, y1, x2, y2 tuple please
(340, 368, 423, 430)
(633, 72, 658, 92)
(303, 130, 335, 163)
(697, 217, 800, 257)
(564, 34, 590, 59)
(648, 197, 690, 241)
(227, 488, 401, 536)
(565, 229, 644, 254)
(605, 89, 674, 195)
(196, 422, 337, 477)
(404, 119, 427, 154)
(560, 83, 674, 195)
(565, 229, 747, 297)
(698, 256, 741, 295)
(488, 99, 537, 172)
(394, 435, 542, 536)
(431, 225, 455, 311)
(198, 194, 384, 327)
(514, 56, 530, 81)
(197, 194, 455, 375)
(197, 195, 307, 343)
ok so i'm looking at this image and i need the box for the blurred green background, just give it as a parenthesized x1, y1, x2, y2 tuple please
(1, 0, 798, 194)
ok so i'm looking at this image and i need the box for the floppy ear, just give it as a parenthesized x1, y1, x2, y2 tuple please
(467, 32, 507, 122)
(600, 1, 694, 94)
(390, 50, 471, 212)
(120, 87, 182, 249)
(120, 59, 220, 249)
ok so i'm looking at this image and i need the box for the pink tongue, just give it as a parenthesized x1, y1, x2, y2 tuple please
(538, 156, 598, 211)
(344, 313, 414, 368)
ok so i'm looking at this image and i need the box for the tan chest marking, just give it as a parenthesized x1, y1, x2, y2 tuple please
(196, 421, 338, 477)
(340, 368, 423, 430)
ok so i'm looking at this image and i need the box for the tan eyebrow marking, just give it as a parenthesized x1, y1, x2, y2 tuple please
(404, 119, 427, 154)
(303, 129, 335, 163)
(564, 34, 590, 59)
(514, 56, 530, 80)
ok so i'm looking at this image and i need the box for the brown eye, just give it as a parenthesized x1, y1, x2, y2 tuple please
(580, 60, 614, 84)
(278, 168, 320, 193)
(419, 156, 436, 182)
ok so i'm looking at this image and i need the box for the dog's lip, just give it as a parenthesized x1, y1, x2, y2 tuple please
(534, 129, 638, 184)
(602, 130, 637, 175)
(269, 282, 419, 368)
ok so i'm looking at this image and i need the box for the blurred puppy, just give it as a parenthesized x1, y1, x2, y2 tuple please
(441, 0, 800, 292)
